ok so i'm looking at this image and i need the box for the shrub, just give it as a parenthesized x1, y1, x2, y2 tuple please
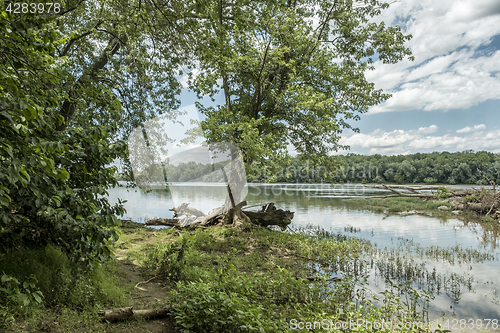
(423, 177, 437, 184)
(0, 274, 43, 327)
(0, 244, 126, 326)
(170, 268, 287, 333)
(146, 236, 192, 282)
(433, 186, 451, 199)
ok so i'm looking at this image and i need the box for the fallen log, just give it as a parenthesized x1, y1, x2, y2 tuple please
(366, 193, 435, 199)
(365, 184, 478, 199)
(145, 201, 294, 230)
(99, 306, 173, 321)
(244, 209, 294, 230)
(145, 218, 180, 227)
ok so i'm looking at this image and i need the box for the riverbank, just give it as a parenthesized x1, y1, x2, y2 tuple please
(2, 221, 454, 333)
(345, 195, 500, 225)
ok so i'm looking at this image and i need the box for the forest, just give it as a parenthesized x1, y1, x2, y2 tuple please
(137, 150, 500, 185)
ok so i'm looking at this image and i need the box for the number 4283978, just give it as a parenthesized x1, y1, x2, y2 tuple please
(5, 2, 61, 14)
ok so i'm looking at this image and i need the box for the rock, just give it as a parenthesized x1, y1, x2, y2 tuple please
(444, 196, 462, 204)
(451, 210, 460, 215)
(437, 206, 450, 211)
(399, 210, 421, 216)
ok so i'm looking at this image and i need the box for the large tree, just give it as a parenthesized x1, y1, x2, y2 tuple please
(189, 0, 413, 185)
(0, 0, 201, 264)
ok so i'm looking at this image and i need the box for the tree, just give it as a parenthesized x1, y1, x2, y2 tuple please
(189, 0, 413, 196)
(1, 0, 204, 264)
(0, 9, 126, 265)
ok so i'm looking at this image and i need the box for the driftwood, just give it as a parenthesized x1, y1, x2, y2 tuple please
(169, 203, 205, 218)
(244, 205, 294, 230)
(365, 184, 438, 199)
(99, 306, 172, 321)
(146, 201, 294, 230)
(365, 184, 500, 216)
(364, 184, 479, 199)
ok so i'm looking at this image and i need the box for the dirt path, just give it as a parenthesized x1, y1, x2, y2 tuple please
(100, 225, 177, 333)
(102, 261, 175, 333)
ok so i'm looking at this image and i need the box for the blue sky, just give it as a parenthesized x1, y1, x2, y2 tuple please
(174, 0, 500, 156)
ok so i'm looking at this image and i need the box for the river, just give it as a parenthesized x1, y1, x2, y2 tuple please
(107, 182, 500, 323)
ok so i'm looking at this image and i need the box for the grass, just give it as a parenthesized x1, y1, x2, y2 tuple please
(135, 225, 442, 332)
(346, 197, 452, 214)
(1, 221, 468, 332)
(0, 245, 131, 332)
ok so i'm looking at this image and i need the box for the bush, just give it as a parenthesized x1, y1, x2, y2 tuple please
(170, 269, 287, 333)
(433, 186, 451, 199)
(171, 281, 281, 333)
(0, 274, 43, 327)
(0, 245, 127, 327)
(146, 236, 191, 282)
(423, 177, 437, 184)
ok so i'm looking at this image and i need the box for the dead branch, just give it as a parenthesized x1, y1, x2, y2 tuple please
(366, 193, 435, 199)
(135, 276, 158, 290)
(169, 203, 205, 218)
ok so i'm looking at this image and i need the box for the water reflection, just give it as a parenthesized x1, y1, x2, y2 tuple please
(107, 182, 500, 321)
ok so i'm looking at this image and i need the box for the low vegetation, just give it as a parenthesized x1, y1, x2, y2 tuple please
(0, 245, 129, 331)
(1, 222, 457, 332)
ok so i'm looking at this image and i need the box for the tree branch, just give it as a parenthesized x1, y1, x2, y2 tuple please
(56, 34, 127, 131)
(60, 21, 103, 57)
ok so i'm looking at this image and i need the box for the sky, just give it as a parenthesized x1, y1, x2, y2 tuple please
(173, 0, 500, 157)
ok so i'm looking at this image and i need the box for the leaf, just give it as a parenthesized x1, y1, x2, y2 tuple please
(33, 292, 42, 304)
(0, 195, 11, 206)
(0, 111, 16, 126)
(1, 274, 17, 284)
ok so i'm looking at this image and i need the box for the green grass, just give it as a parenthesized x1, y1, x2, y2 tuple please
(0, 245, 129, 331)
(1, 221, 458, 332)
(347, 197, 452, 213)
(139, 225, 437, 332)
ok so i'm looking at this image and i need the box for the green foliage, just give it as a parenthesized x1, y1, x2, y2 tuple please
(0, 274, 43, 327)
(433, 186, 451, 199)
(246, 151, 500, 184)
(191, 0, 413, 178)
(171, 275, 285, 333)
(423, 177, 437, 184)
(158, 226, 440, 333)
(145, 235, 200, 282)
(0, 6, 127, 265)
(465, 188, 490, 202)
(0, 245, 127, 328)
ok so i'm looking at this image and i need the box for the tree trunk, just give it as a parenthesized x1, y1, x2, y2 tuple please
(99, 306, 172, 321)
(56, 34, 127, 131)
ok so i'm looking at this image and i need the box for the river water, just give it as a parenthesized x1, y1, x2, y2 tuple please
(107, 182, 500, 323)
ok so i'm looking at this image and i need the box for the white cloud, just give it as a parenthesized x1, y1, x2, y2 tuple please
(340, 125, 500, 155)
(456, 124, 486, 133)
(365, 0, 500, 114)
(418, 125, 438, 134)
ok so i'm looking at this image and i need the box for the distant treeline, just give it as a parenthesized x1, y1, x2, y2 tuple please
(250, 151, 500, 185)
(124, 151, 500, 185)
(131, 160, 230, 183)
